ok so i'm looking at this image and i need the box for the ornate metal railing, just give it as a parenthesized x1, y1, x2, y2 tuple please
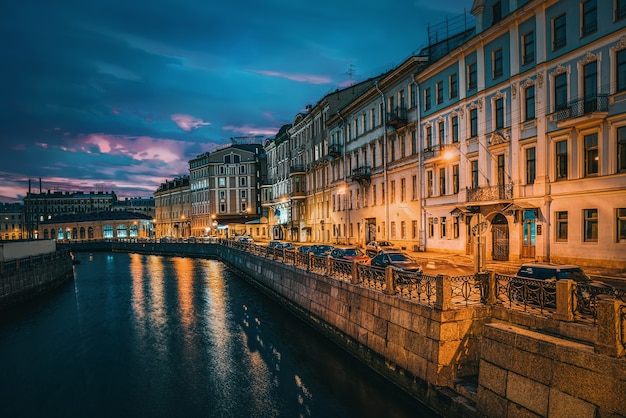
(450, 274, 483, 306)
(551, 94, 608, 122)
(394, 271, 437, 306)
(496, 274, 557, 314)
(330, 258, 353, 283)
(358, 264, 386, 291)
(467, 183, 513, 202)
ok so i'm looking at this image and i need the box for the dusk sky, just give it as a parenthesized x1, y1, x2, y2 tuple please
(0, 0, 472, 203)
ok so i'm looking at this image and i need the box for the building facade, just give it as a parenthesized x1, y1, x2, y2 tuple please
(0, 203, 24, 241)
(112, 197, 155, 218)
(39, 211, 153, 241)
(23, 190, 118, 239)
(154, 176, 191, 239)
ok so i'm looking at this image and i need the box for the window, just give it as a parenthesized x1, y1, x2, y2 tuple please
(400, 135, 406, 158)
(241, 190, 246, 198)
(526, 147, 536, 185)
(494, 98, 504, 129)
(522, 31, 535, 65)
(240, 177, 247, 186)
(452, 165, 459, 194)
(618, 0, 626, 20)
(440, 217, 447, 238)
(424, 88, 431, 111)
(412, 175, 418, 200)
(583, 61, 597, 113)
(584, 209, 598, 242)
(525, 86, 535, 121)
(438, 121, 445, 146)
(617, 208, 626, 242)
(400, 178, 406, 202)
(451, 116, 459, 143)
(453, 216, 460, 239)
(372, 185, 376, 206)
(618, 126, 626, 172)
(410, 83, 417, 107)
(618, 50, 626, 93)
(556, 140, 568, 179)
(555, 73, 568, 110)
(220, 190, 226, 199)
(497, 154, 506, 187)
(449, 73, 458, 99)
(411, 131, 417, 155)
(471, 160, 479, 188)
(439, 168, 446, 196)
(492, 1, 502, 23)
(584, 133, 598, 176)
(581, 0, 597, 36)
(427, 171, 433, 197)
(426, 125, 433, 148)
(428, 217, 434, 238)
(556, 211, 568, 241)
(467, 63, 477, 90)
(220, 203, 226, 213)
(493, 49, 503, 79)
(224, 155, 231, 164)
(390, 180, 396, 203)
(470, 108, 478, 137)
(436, 81, 443, 104)
(553, 14, 566, 50)
(218, 177, 226, 187)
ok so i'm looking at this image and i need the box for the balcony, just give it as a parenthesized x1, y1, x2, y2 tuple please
(290, 165, 305, 174)
(351, 166, 371, 185)
(550, 94, 608, 128)
(328, 143, 342, 158)
(467, 183, 513, 202)
(386, 106, 407, 129)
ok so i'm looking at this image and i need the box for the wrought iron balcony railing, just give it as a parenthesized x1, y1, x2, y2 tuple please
(351, 166, 371, 183)
(467, 183, 513, 202)
(551, 94, 608, 122)
(386, 106, 407, 129)
(328, 143, 342, 157)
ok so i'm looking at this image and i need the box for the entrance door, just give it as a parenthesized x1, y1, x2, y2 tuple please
(521, 209, 537, 258)
(365, 218, 376, 244)
(491, 213, 509, 261)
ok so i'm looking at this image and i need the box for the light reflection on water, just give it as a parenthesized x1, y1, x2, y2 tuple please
(0, 252, 439, 418)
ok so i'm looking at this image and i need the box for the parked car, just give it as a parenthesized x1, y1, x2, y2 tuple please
(330, 247, 370, 264)
(365, 240, 397, 257)
(297, 245, 314, 254)
(268, 241, 294, 250)
(370, 250, 422, 272)
(234, 235, 254, 243)
(311, 245, 334, 256)
(511, 263, 611, 310)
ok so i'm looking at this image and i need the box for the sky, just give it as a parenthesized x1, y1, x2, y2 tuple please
(0, 0, 472, 203)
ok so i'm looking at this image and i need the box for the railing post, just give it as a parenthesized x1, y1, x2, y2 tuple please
(326, 256, 331, 275)
(384, 266, 395, 294)
(351, 261, 359, 284)
(595, 298, 626, 358)
(483, 271, 497, 305)
(308, 253, 314, 271)
(554, 279, 575, 322)
(435, 274, 452, 310)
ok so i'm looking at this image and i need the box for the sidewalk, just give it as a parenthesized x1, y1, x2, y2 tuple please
(406, 249, 626, 282)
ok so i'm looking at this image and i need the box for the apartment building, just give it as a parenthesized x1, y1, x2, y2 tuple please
(154, 176, 191, 239)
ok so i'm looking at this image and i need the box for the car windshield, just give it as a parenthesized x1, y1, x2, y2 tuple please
(388, 253, 413, 262)
(557, 268, 590, 283)
(378, 241, 393, 247)
(344, 248, 362, 256)
(316, 245, 332, 251)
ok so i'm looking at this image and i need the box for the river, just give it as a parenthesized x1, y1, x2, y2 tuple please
(0, 252, 438, 417)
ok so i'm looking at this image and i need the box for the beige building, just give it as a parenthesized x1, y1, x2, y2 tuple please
(0, 203, 24, 241)
(154, 176, 191, 239)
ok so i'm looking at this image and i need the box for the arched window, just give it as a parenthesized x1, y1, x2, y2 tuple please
(57, 228, 64, 240)
(72, 228, 78, 239)
(88, 227, 94, 239)
(44, 229, 49, 239)
(130, 224, 138, 237)
(103, 225, 113, 238)
(79, 227, 86, 239)
(116, 224, 127, 238)
(66, 228, 71, 240)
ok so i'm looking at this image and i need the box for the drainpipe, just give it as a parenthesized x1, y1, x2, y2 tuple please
(338, 111, 347, 245)
(413, 76, 426, 252)
(375, 82, 390, 242)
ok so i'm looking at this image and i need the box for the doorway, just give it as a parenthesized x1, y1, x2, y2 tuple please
(491, 213, 509, 261)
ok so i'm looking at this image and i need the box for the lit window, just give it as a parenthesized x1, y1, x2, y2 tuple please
(584, 133, 598, 176)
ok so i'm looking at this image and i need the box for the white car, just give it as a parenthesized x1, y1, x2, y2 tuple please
(365, 240, 397, 257)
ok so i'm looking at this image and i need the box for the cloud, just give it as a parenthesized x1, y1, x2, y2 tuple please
(254, 70, 332, 85)
(171, 114, 212, 132)
(221, 124, 278, 137)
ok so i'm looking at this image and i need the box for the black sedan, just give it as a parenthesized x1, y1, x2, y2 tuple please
(370, 250, 422, 272)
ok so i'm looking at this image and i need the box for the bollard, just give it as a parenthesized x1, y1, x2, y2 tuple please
(326, 256, 331, 275)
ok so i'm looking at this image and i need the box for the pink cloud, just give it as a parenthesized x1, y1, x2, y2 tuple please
(255, 70, 331, 85)
(36, 142, 48, 148)
(222, 124, 278, 137)
(171, 114, 211, 132)
(80, 134, 186, 166)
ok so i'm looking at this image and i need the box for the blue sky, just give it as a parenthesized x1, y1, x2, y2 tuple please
(0, 0, 472, 202)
